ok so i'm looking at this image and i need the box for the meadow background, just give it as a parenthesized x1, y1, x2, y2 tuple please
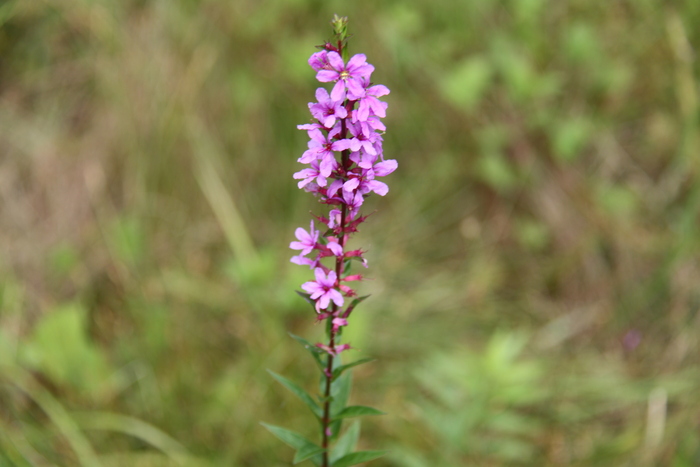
(1, 0, 700, 465)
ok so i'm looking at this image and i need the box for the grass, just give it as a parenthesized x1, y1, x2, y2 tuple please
(1, 0, 700, 465)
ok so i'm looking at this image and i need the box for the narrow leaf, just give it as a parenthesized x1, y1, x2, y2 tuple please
(332, 358, 375, 380)
(293, 443, 326, 464)
(344, 295, 371, 317)
(328, 419, 342, 443)
(349, 295, 370, 309)
(267, 370, 322, 418)
(332, 406, 385, 420)
(261, 423, 319, 452)
(330, 371, 352, 417)
(332, 450, 387, 467)
(289, 333, 324, 369)
(330, 421, 360, 463)
(295, 290, 320, 315)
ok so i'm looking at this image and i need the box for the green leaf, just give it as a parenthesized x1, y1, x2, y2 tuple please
(295, 291, 318, 313)
(332, 358, 375, 380)
(22, 302, 111, 395)
(332, 450, 388, 467)
(289, 333, 324, 369)
(553, 117, 592, 162)
(439, 56, 492, 111)
(330, 421, 360, 464)
(330, 371, 352, 417)
(267, 371, 322, 418)
(261, 423, 324, 464)
(345, 295, 371, 316)
(293, 443, 326, 464)
(349, 295, 370, 309)
(333, 406, 385, 420)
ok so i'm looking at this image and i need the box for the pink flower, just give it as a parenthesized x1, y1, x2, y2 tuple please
(354, 81, 390, 122)
(315, 342, 352, 356)
(309, 88, 348, 128)
(298, 128, 351, 177)
(308, 50, 331, 71)
(316, 52, 374, 102)
(301, 268, 344, 312)
(290, 221, 319, 256)
(332, 317, 348, 331)
(293, 160, 327, 188)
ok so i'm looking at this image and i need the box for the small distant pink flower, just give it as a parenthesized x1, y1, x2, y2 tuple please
(301, 268, 344, 312)
(316, 342, 352, 356)
(332, 317, 348, 331)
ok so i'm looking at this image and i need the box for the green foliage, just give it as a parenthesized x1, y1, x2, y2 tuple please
(2, 0, 700, 465)
(439, 56, 492, 111)
(268, 370, 323, 419)
(20, 302, 112, 397)
(332, 358, 375, 380)
(332, 406, 385, 421)
(332, 451, 388, 467)
(260, 423, 323, 465)
(330, 421, 360, 464)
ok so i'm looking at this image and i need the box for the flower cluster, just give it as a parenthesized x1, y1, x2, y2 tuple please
(290, 48, 396, 353)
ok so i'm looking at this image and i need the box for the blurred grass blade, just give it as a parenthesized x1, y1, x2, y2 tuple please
(10, 371, 102, 467)
(188, 117, 257, 264)
(0, 418, 39, 467)
(72, 411, 191, 465)
(0, 1, 16, 28)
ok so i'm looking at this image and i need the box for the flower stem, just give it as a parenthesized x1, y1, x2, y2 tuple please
(321, 118, 350, 467)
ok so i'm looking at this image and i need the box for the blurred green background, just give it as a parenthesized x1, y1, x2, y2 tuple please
(1, 0, 700, 465)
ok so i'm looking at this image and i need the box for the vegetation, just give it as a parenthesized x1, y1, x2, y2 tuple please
(1, 0, 699, 465)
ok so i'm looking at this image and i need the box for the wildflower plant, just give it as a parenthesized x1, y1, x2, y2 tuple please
(262, 15, 396, 467)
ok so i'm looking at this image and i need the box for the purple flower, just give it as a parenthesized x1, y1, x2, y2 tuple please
(298, 128, 351, 177)
(290, 221, 319, 256)
(326, 237, 343, 256)
(293, 160, 327, 188)
(332, 317, 348, 331)
(290, 254, 318, 269)
(302, 268, 344, 312)
(326, 209, 341, 228)
(316, 52, 374, 102)
(343, 190, 364, 218)
(372, 159, 398, 177)
(308, 50, 331, 71)
(354, 82, 390, 122)
(309, 88, 348, 128)
(346, 121, 379, 156)
(356, 160, 398, 196)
